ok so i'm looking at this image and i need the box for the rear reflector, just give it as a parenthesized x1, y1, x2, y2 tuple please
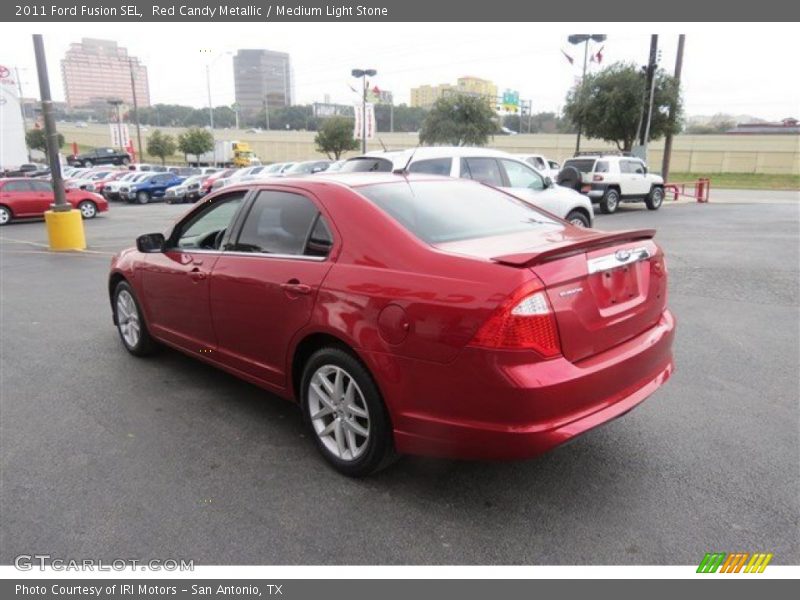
(470, 279, 561, 357)
(581, 184, 592, 193)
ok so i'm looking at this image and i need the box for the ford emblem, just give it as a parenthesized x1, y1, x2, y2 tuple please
(615, 249, 631, 262)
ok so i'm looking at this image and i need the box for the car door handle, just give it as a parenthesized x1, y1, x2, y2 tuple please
(189, 267, 207, 281)
(280, 281, 312, 295)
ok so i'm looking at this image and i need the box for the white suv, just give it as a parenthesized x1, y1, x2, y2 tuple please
(341, 147, 594, 227)
(557, 154, 665, 214)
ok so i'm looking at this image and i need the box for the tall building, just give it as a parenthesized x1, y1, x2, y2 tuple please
(61, 38, 150, 109)
(410, 76, 497, 108)
(233, 49, 293, 117)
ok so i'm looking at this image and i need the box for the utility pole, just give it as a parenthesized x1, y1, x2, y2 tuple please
(128, 58, 143, 162)
(263, 94, 270, 130)
(662, 34, 685, 182)
(638, 35, 659, 147)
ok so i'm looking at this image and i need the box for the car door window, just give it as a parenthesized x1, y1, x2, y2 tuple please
(3, 181, 33, 192)
(30, 181, 53, 192)
(408, 158, 452, 176)
(500, 159, 545, 191)
(174, 194, 245, 250)
(234, 190, 324, 256)
(460, 158, 504, 186)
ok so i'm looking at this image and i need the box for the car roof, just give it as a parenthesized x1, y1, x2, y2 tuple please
(359, 146, 514, 162)
(222, 172, 456, 192)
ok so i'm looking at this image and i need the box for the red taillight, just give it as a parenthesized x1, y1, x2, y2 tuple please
(592, 174, 604, 182)
(470, 279, 561, 357)
(581, 184, 592, 193)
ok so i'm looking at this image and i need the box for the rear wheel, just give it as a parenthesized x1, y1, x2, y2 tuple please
(83, 160, 93, 168)
(113, 281, 158, 356)
(599, 188, 620, 214)
(646, 186, 664, 210)
(565, 210, 590, 228)
(136, 191, 150, 205)
(78, 200, 97, 219)
(121, 157, 130, 165)
(301, 347, 396, 477)
(0, 205, 11, 226)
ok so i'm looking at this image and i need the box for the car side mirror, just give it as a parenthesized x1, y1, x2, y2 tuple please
(136, 233, 165, 253)
(543, 176, 553, 188)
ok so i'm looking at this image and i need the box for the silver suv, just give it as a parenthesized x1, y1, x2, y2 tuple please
(557, 154, 665, 214)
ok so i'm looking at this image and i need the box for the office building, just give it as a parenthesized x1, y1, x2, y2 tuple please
(233, 49, 293, 117)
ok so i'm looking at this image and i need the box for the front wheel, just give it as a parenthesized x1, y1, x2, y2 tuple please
(121, 157, 130, 165)
(113, 281, 158, 356)
(136, 191, 150, 205)
(78, 200, 97, 219)
(83, 160, 93, 168)
(565, 210, 590, 228)
(0, 205, 11, 226)
(599, 188, 620, 214)
(646, 186, 664, 210)
(301, 347, 397, 477)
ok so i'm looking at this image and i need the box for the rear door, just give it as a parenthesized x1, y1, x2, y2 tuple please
(209, 188, 335, 388)
(28, 180, 56, 213)
(459, 157, 504, 186)
(0, 180, 39, 216)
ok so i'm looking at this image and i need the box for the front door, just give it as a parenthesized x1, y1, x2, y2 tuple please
(210, 189, 335, 388)
(140, 192, 246, 352)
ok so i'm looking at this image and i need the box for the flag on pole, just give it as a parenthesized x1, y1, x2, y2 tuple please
(561, 49, 574, 65)
(591, 46, 605, 63)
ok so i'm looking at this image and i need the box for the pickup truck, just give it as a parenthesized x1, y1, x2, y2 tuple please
(120, 172, 185, 204)
(67, 147, 131, 168)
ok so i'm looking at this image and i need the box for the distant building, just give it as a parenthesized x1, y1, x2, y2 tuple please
(61, 38, 149, 109)
(234, 49, 293, 117)
(410, 77, 497, 108)
(726, 118, 800, 134)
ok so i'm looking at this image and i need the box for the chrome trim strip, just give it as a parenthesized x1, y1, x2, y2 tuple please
(167, 248, 326, 262)
(587, 246, 650, 274)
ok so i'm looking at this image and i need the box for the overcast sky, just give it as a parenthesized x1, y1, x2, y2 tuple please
(1, 23, 798, 120)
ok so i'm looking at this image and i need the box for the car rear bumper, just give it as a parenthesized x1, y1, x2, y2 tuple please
(373, 309, 675, 460)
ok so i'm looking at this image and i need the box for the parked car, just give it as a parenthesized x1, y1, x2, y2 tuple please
(0, 177, 108, 224)
(342, 147, 594, 226)
(167, 166, 201, 177)
(109, 173, 674, 476)
(515, 154, 561, 179)
(2, 163, 50, 178)
(103, 173, 150, 201)
(164, 175, 210, 204)
(280, 160, 332, 176)
(67, 147, 131, 168)
(558, 154, 666, 214)
(320, 160, 345, 173)
(164, 183, 187, 204)
(127, 163, 167, 173)
(212, 165, 266, 190)
(201, 168, 237, 195)
(121, 172, 185, 204)
(90, 170, 129, 194)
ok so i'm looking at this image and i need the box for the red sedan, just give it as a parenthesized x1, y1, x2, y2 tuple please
(108, 174, 675, 476)
(0, 177, 109, 225)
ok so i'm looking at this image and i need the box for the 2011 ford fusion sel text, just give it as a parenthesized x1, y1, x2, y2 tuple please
(108, 173, 675, 476)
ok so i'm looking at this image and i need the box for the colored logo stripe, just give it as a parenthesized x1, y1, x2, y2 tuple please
(697, 552, 773, 573)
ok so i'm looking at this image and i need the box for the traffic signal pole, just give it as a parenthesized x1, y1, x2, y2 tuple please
(33, 34, 86, 250)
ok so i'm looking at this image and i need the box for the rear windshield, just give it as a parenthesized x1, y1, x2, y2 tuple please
(562, 159, 596, 173)
(339, 157, 394, 173)
(358, 180, 558, 244)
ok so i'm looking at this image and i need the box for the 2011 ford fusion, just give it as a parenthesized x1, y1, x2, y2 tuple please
(109, 173, 675, 476)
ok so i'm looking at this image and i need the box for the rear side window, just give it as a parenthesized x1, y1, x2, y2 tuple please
(339, 157, 394, 173)
(234, 190, 325, 256)
(408, 158, 452, 176)
(562, 159, 596, 173)
(30, 181, 53, 192)
(2, 181, 32, 192)
(460, 157, 504, 186)
(359, 180, 558, 244)
(595, 161, 610, 173)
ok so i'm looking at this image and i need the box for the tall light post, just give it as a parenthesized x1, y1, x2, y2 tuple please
(128, 58, 143, 162)
(567, 34, 606, 155)
(351, 68, 376, 154)
(204, 51, 232, 165)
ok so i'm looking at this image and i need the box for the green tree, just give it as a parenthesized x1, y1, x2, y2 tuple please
(177, 127, 214, 163)
(563, 62, 682, 151)
(146, 129, 177, 164)
(314, 117, 359, 159)
(25, 129, 65, 157)
(419, 94, 496, 146)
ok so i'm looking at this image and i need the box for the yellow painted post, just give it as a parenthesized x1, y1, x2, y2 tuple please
(44, 209, 86, 251)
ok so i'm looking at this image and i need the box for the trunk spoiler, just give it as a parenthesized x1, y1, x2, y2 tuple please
(491, 229, 657, 267)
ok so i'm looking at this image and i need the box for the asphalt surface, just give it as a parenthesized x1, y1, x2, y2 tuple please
(1, 192, 798, 565)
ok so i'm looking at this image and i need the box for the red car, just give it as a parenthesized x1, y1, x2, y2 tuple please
(0, 177, 109, 225)
(108, 174, 675, 476)
(201, 168, 237, 195)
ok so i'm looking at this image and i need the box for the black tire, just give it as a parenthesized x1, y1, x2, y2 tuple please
(646, 186, 664, 210)
(121, 157, 130, 165)
(0, 205, 12, 226)
(136, 191, 150, 205)
(78, 200, 97, 219)
(113, 281, 158, 356)
(301, 347, 397, 477)
(565, 210, 590, 228)
(556, 165, 582, 192)
(599, 188, 620, 214)
(83, 160, 93, 168)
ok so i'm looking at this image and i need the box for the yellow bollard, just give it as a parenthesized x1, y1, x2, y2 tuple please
(44, 209, 86, 251)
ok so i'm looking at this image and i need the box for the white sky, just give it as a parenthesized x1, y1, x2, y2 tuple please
(1, 22, 798, 120)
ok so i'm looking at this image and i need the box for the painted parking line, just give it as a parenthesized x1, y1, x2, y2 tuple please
(0, 237, 115, 256)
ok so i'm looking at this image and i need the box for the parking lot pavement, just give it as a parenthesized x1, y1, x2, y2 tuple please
(1, 198, 798, 565)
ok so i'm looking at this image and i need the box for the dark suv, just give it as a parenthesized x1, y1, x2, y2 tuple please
(68, 147, 131, 168)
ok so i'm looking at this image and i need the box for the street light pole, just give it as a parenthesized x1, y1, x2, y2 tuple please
(351, 69, 376, 154)
(568, 34, 606, 155)
(107, 99, 124, 150)
(128, 58, 143, 162)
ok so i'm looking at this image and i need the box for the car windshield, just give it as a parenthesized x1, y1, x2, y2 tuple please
(263, 163, 284, 173)
(562, 159, 597, 173)
(339, 157, 394, 173)
(358, 179, 559, 244)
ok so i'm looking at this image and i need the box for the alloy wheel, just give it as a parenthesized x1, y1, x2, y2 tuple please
(0, 207, 10, 225)
(116, 290, 141, 348)
(308, 365, 371, 461)
(79, 201, 96, 218)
